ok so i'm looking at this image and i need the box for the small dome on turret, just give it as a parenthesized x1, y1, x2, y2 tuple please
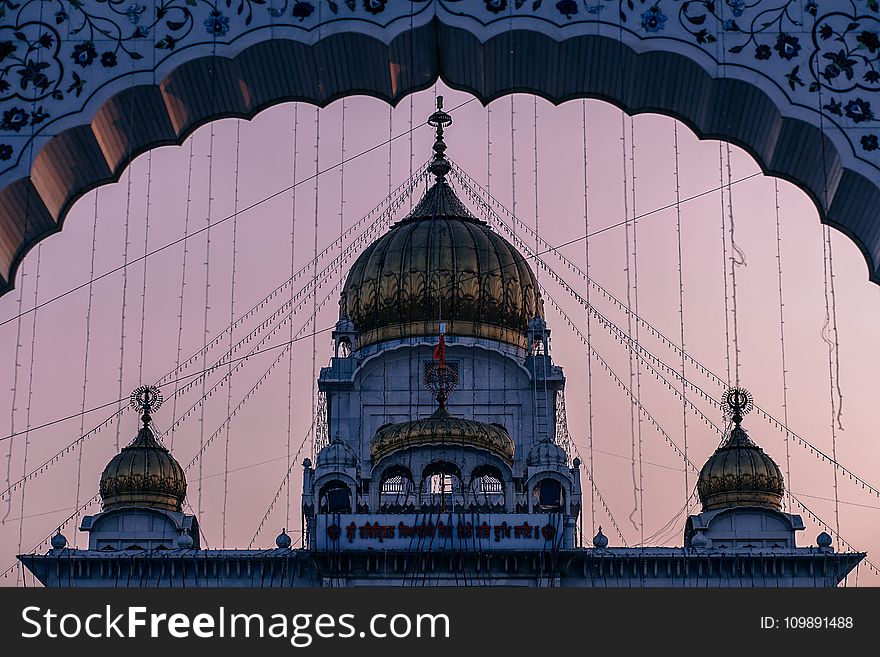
(177, 532, 193, 549)
(50, 532, 67, 550)
(99, 387, 187, 513)
(275, 529, 292, 549)
(526, 439, 566, 467)
(316, 437, 358, 469)
(697, 389, 784, 512)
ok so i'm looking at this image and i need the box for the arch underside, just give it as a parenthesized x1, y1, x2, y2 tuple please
(2, 21, 879, 296)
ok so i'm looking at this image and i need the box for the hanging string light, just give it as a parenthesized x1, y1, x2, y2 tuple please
(672, 122, 690, 508)
(137, 151, 153, 384)
(821, 225, 843, 550)
(629, 115, 645, 545)
(724, 143, 746, 388)
(3, 226, 29, 526)
(486, 102, 492, 195)
(170, 136, 196, 452)
(15, 244, 41, 583)
(196, 111, 216, 521)
(221, 119, 243, 549)
(114, 146, 135, 454)
(581, 100, 597, 538)
(718, 144, 733, 388)
(310, 106, 321, 462)
(773, 179, 793, 513)
(74, 189, 101, 547)
(620, 111, 640, 537)
(286, 102, 299, 530)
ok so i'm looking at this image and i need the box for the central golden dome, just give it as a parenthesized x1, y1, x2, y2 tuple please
(339, 181, 543, 350)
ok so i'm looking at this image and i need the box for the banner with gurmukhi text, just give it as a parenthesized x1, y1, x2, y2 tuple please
(314, 513, 566, 551)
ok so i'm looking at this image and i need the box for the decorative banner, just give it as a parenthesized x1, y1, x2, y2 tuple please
(316, 513, 567, 551)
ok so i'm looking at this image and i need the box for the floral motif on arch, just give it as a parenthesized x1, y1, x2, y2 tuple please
(1, 0, 879, 165)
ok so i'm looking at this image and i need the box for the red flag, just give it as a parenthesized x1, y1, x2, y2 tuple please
(433, 333, 446, 367)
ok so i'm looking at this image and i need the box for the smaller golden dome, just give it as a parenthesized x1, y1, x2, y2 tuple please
(371, 406, 515, 464)
(697, 425, 784, 512)
(100, 414, 187, 513)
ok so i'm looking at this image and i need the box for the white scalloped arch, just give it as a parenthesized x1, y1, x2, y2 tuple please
(1, 19, 879, 295)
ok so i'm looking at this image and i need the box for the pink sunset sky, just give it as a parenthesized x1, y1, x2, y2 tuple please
(0, 83, 878, 586)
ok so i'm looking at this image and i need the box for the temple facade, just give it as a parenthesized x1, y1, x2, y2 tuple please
(18, 101, 865, 588)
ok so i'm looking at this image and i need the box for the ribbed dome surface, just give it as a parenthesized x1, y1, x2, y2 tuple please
(697, 425, 784, 512)
(340, 181, 543, 350)
(371, 406, 515, 464)
(527, 439, 567, 467)
(316, 437, 358, 468)
(99, 421, 187, 512)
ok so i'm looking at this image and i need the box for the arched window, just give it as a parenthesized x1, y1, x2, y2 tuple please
(379, 465, 416, 510)
(319, 480, 352, 513)
(469, 465, 505, 509)
(336, 336, 352, 358)
(532, 478, 564, 512)
(421, 461, 464, 511)
(531, 334, 546, 356)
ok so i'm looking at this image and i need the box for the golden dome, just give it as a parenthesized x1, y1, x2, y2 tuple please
(99, 415, 187, 513)
(697, 425, 784, 512)
(371, 405, 515, 464)
(339, 181, 543, 350)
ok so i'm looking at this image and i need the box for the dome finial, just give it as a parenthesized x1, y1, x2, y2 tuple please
(723, 386, 753, 428)
(427, 96, 453, 182)
(130, 385, 164, 429)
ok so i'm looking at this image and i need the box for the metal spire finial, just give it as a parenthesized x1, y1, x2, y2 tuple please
(723, 387, 753, 427)
(130, 385, 163, 427)
(427, 95, 453, 182)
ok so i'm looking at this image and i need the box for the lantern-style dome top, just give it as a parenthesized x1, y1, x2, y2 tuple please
(697, 389, 784, 512)
(339, 97, 543, 351)
(99, 388, 187, 513)
(527, 438, 567, 467)
(316, 436, 358, 469)
(371, 403, 515, 465)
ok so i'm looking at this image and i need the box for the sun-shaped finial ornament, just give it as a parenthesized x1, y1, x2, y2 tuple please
(723, 387, 753, 423)
(424, 363, 459, 397)
(130, 385, 164, 415)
